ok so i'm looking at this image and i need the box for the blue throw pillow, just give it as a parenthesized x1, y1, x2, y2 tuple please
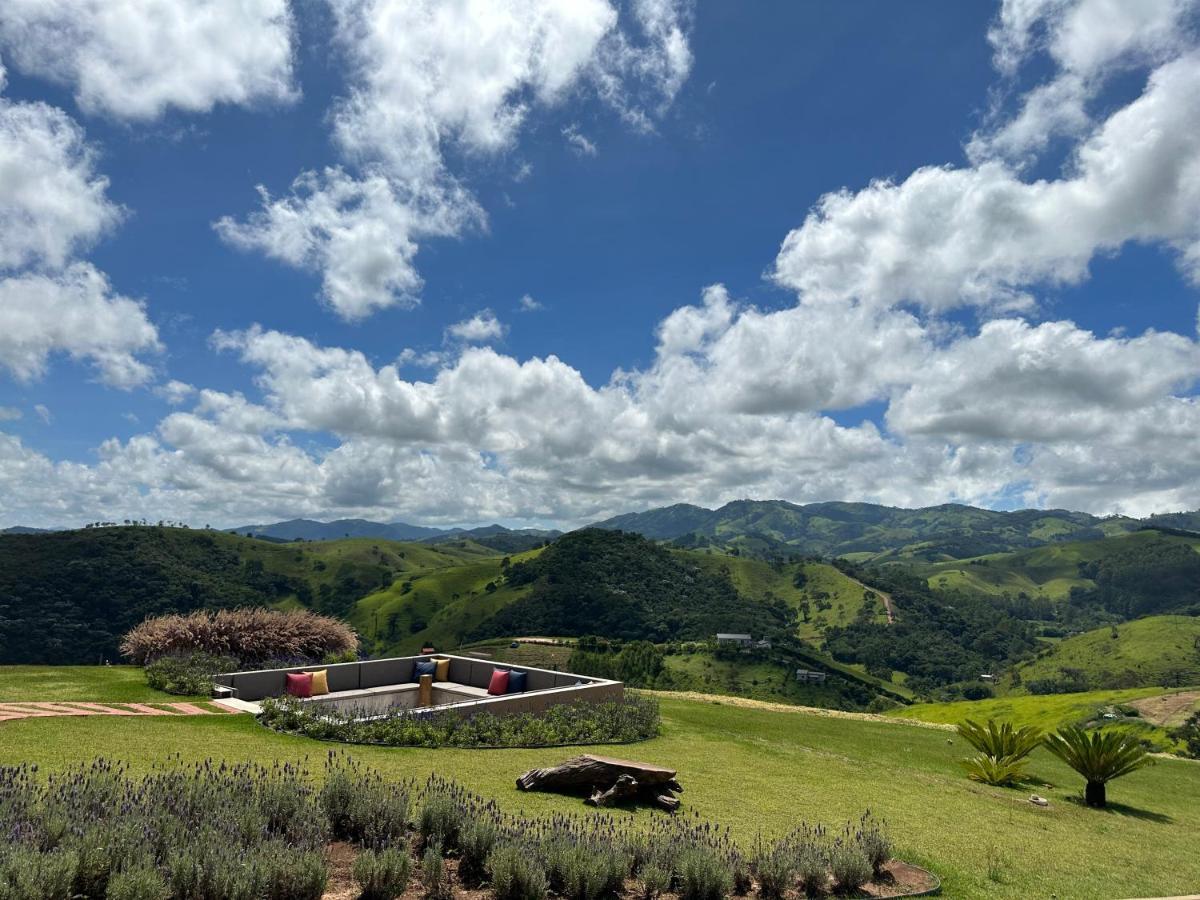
(413, 661, 436, 682)
(506, 670, 527, 693)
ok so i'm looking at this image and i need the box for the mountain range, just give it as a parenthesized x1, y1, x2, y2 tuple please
(592, 500, 1167, 559)
(226, 518, 560, 552)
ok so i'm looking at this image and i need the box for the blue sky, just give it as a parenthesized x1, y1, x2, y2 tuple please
(2, 0, 1200, 528)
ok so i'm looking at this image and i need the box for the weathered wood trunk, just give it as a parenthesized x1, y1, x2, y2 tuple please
(1085, 780, 1106, 808)
(517, 755, 682, 812)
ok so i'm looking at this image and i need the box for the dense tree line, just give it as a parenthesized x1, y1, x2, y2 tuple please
(0, 528, 380, 664)
(1069, 534, 1200, 619)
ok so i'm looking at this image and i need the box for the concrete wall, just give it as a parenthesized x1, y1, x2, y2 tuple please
(217, 653, 624, 717)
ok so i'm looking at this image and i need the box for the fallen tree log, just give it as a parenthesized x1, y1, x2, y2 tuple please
(517, 755, 682, 812)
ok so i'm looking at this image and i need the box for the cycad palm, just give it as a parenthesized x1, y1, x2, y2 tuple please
(956, 719, 1042, 786)
(1043, 726, 1154, 808)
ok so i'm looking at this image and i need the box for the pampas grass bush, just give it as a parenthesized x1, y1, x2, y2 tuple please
(120, 608, 357, 666)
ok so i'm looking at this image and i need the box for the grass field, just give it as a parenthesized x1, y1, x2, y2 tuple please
(890, 685, 1200, 751)
(1, 671, 1198, 899)
(0, 665, 199, 702)
(1013, 615, 1200, 690)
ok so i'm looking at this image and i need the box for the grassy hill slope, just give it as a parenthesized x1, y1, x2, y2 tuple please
(918, 529, 1200, 607)
(683, 552, 890, 641)
(351, 548, 542, 654)
(890, 684, 1200, 751)
(1013, 615, 1200, 691)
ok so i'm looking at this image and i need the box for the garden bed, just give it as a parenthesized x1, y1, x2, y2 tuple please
(0, 753, 938, 900)
(257, 694, 661, 748)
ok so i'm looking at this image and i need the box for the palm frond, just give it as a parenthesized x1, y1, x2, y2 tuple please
(956, 718, 1043, 762)
(1043, 727, 1155, 784)
(960, 754, 1029, 786)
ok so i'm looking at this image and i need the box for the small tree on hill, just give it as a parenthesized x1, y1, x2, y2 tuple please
(1043, 726, 1154, 808)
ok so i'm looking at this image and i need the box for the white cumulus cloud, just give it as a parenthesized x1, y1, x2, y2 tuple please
(446, 310, 506, 344)
(0, 0, 297, 120)
(219, 0, 694, 319)
(0, 263, 161, 388)
(0, 95, 123, 271)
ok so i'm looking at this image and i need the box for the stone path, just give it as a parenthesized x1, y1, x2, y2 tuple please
(0, 701, 237, 722)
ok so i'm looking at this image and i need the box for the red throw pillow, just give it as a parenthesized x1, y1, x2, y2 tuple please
(286, 672, 313, 698)
(488, 668, 510, 696)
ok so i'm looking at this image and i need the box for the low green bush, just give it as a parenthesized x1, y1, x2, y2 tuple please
(752, 843, 797, 899)
(828, 840, 872, 896)
(104, 862, 170, 900)
(458, 814, 499, 886)
(258, 694, 661, 748)
(144, 651, 238, 696)
(353, 847, 411, 900)
(677, 846, 734, 900)
(421, 841, 452, 900)
(418, 789, 460, 850)
(0, 847, 78, 900)
(635, 859, 671, 900)
(488, 845, 549, 900)
(795, 845, 827, 898)
(320, 755, 412, 849)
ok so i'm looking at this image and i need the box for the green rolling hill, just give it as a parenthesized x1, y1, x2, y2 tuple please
(682, 551, 890, 641)
(1012, 615, 1200, 692)
(916, 529, 1200, 612)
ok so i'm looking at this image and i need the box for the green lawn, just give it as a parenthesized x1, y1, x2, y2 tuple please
(2, 680, 1198, 899)
(0, 665, 196, 702)
(889, 685, 1200, 753)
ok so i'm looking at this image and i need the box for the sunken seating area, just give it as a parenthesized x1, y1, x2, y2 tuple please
(212, 653, 623, 718)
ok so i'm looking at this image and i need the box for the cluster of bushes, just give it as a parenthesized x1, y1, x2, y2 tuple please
(143, 651, 239, 696)
(1173, 711, 1200, 759)
(0, 757, 331, 900)
(120, 607, 357, 666)
(0, 753, 898, 900)
(257, 695, 661, 748)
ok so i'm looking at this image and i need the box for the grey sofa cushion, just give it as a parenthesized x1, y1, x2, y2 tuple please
(232, 669, 284, 701)
(446, 657, 473, 685)
(360, 658, 413, 688)
(465, 661, 493, 689)
(321, 662, 360, 693)
(553, 673, 580, 688)
(524, 669, 556, 692)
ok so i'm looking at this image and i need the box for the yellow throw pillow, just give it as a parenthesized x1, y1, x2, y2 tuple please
(433, 657, 450, 682)
(306, 669, 329, 695)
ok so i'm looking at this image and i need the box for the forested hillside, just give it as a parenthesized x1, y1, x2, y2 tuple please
(0, 527, 497, 664)
(474, 529, 794, 642)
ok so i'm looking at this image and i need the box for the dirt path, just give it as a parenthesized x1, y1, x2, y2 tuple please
(1130, 690, 1200, 727)
(0, 701, 236, 723)
(844, 574, 896, 623)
